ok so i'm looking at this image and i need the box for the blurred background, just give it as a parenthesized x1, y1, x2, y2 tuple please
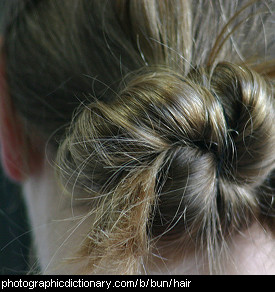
(0, 168, 31, 274)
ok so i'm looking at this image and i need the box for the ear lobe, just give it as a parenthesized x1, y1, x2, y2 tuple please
(0, 116, 25, 182)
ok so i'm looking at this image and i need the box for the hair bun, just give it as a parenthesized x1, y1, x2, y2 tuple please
(56, 63, 275, 273)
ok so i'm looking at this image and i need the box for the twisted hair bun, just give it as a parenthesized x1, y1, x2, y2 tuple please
(57, 62, 275, 273)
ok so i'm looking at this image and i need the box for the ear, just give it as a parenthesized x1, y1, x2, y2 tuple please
(0, 52, 25, 182)
(0, 48, 43, 182)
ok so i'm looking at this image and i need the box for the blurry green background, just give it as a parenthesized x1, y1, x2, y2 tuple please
(0, 169, 31, 274)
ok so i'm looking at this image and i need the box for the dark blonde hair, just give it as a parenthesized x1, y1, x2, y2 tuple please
(1, 0, 275, 274)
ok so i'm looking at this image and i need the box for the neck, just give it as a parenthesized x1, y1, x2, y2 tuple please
(22, 157, 91, 274)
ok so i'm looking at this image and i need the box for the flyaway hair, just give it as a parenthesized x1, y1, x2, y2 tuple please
(0, 0, 274, 274)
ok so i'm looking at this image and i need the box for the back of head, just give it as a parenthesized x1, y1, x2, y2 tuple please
(1, 0, 275, 274)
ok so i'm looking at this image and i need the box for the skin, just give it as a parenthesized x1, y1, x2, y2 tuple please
(22, 156, 92, 274)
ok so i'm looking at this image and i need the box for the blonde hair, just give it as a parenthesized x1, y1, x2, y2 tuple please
(2, 0, 275, 274)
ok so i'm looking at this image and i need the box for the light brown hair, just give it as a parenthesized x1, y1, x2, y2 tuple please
(1, 0, 275, 274)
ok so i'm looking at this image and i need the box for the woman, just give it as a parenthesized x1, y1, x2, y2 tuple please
(0, 0, 274, 274)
